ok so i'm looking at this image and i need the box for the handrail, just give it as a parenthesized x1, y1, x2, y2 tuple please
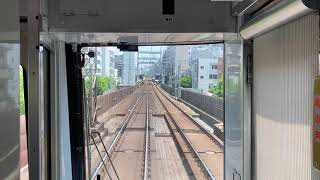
(91, 131, 120, 180)
(90, 135, 113, 180)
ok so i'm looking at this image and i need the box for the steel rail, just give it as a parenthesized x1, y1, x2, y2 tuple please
(153, 85, 215, 180)
(162, 115, 196, 179)
(90, 93, 143, 180)
(156, 85, 223, 148)
(143, 94, 150, 180)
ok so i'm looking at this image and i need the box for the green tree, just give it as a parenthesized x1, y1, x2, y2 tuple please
(85, 75, 117, 96)
(95, 76, 108, 96)
(209, 75, 224, 97)
(180, 75, 192, 88)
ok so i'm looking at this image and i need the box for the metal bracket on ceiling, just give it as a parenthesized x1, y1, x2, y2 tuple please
(302, 0, 320, 10)
(232, 0, 258, 16)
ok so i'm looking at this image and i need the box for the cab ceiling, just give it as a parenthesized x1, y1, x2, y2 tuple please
(45, 32, 236, 45)
(47, 0, 236, 33)
(44, 0, 239, 45)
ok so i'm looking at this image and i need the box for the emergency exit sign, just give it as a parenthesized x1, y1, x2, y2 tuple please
(313, 77, 320, 170)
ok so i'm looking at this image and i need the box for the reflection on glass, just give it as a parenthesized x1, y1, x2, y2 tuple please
(224, 40, 243, 180)
(0, 43, 20, 179)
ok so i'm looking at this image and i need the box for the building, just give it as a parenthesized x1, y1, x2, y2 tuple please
(82, 47, 103, 76)
(137, 46, 162, 76)
(190, 44, 223, 93)
(82, 47, 120, 83)
(111, 54, 124, 83)
(108, 51, 118, 81)
(175, 46, 190, 76)
(161, 46, 176, 86)
(160, 46, 191, 87)
(193, 58, 218, 93)
(217, 57, 224, 79)
(122, 52, 137, 86)
(101, 48, 111, 76)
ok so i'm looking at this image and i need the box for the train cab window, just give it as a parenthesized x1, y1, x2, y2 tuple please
(73, 44, 224, 179)
(19, 65, 29, 180)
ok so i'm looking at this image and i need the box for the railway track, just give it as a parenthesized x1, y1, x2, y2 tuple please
(97, 83, 152, 180)
(91, 81, 223, 180)
(144, 93, 151, 180)
(152, 84, 224, 180)
(90, 93, 143, 180)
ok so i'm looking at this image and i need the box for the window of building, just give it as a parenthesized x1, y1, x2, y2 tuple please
(212, 65, 217, 69)
(200, 76, 204, 79)
(200, 66, 204, 69)
(209, 74, 217, 79)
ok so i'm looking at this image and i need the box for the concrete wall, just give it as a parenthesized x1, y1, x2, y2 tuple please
(160, 84, 223, 121)
(181, 89, 224, 141)
(96, 86, 137, 116)
(180, 88, 223, 121)
(160, 84, 224, 140)
(160, 84, 175, 96)
(253, 14, 319, 180)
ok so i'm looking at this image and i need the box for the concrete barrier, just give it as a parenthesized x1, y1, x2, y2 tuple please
(160, 84, 175, 96)
(180, 89, 224, 122)
(96, 86, 137, 116)
(160, 84, 224, 122)
(160, 84, 224, 141)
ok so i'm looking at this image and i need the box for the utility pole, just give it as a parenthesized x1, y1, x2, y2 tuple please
(88, 48, 97, 127)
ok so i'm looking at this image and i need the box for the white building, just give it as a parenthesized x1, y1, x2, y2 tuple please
(195, 58, 218, 93)
(101, 48, 111, 76)
(190, 44, 222, 93)
(82, 47, 120, 84)
(82, 47, 103, 76)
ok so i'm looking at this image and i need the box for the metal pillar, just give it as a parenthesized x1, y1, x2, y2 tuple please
(23, 0, 45, 179)
(65, 44, 86, 180)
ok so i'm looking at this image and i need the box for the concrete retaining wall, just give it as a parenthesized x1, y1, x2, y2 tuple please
(160, 84, 224, 141)
(180, 89, 224, 122)
(160, 84, 175, 96)
(179, 98, 224, 141)
(96, 86, 137, 116)
(160, 84, 224, 122)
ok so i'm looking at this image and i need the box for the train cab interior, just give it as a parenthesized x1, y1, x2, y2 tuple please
(1, 0, 320, 180)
